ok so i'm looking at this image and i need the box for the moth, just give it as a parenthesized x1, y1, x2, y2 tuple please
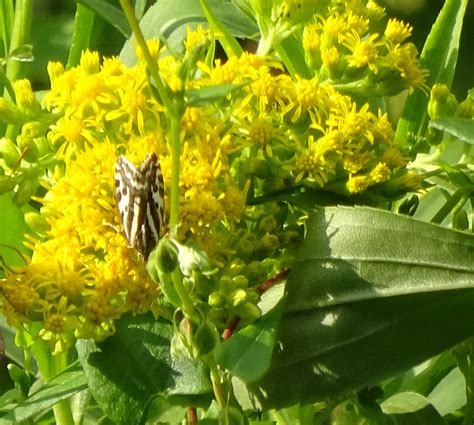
(114, 153, 165, 260)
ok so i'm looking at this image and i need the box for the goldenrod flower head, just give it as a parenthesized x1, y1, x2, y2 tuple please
(385, 18, 413, 44)
(367, 1, 386, 21)
(347, 173, 370, 194)
(303, 24, 321, 52)
(80, 49, 101, 74)
(343, 32, 380, 71)
(184, 25, 210, 52)
(136, 39, 162, 62)
(369, 162, 391, 184)
(13, 79, 38, 113)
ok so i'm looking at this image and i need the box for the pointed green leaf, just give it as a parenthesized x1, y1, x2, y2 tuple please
(185, 82, 248, 106)
(382, 392, 447, 425)
(395, 0, 468, 145)
(78, 0, 130, 38)
(4, 362, 87, 423)
(429, 117, 474, 144)
(238, 207, 474, 409)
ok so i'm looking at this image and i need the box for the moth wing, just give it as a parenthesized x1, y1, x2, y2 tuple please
(114, 155, 140, 242)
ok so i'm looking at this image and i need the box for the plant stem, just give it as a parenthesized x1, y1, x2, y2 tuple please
(171, 268, 196, 317)
(169, 116, 181, 236)
(119, 0, 173, 112)
(50, 352, 74, 425)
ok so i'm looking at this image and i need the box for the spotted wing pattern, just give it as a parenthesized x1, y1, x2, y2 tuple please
(114, 153, 164, 260)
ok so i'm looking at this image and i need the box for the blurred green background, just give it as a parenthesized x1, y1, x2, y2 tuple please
(27, 0, 474, 99)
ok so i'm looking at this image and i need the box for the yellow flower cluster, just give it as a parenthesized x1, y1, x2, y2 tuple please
(0, 3, 425, 345)
(302, 2, 427, 93)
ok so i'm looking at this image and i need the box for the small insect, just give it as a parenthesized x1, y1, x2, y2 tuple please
(114, 153, 165, 260)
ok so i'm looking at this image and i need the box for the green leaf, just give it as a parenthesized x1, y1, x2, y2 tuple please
(67, 3, 95, 68)
(78, 0, 131, 38)
(77, 313, 212, 425)
(120, 0, 257, 65)
(427, 367, 466, 416)
(275, 36, 311, 79)
(395, 0, 469, 146)
(0, 193, 29, 272)
(197, 0, 243, 57)
(381, 392, 448, 425)
(429, 117, 474, 144)
(185, 82, 248, 106)
(237, 207, 474, 410)
(216, 294, 285, 383)
(3, 362, 87, 423)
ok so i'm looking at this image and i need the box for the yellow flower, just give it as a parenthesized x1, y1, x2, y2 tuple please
(347, 174, 370, 194)
(384, 18, 413, 44)
(303, 24, 321, 52)
(343, 31, 380, 71)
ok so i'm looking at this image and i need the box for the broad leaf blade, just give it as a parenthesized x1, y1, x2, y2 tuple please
(238, 207, 474, 409)
(77, 313, 212, 425)
(120, 0, 257, 65)
(395, 0, 468, 145)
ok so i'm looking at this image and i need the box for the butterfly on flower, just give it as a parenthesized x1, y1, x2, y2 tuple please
(114, 153, 165, 260)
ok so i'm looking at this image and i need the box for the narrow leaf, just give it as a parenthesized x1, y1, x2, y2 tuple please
(238, 207, 474, 410)
(78, 0, 130, 38)
(185, 82, 248, 106)
(4, 363, 87, 423)
(395, 0, 468, 145)
(429, 117, 474, 144)
(198, 0, 243, 58)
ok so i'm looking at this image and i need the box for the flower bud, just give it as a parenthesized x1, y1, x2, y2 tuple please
(13, 79, 41, 117)
(0, 98, 26, 125)
(0, 175, 17, 195)
(234, 233, 257, 259)
(232, 275, 248, 290)
(452, 209, 469, 231)
(153, 238, 179, 275)
(231, 289, 247, 307)
(24, 212, 50, 234)
(13, 178, 37, 205)
(227, 259, 245, 277)
(194, 320, 220, 358)
(209, 291, 226, 307)
(259, 215, 277, 234)
(233, 301, 261, 321)
(428, 83, 458, 119)
(0, 138, 21, 167)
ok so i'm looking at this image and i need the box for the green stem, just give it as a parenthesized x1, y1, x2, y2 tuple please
(51, 352, 74, 425)
(169, 117, 181, 236)
(119, 0, 173, 112)
(208, 361, 225, 407)
(171, 268, 196, 317)
(6, 0, 32, 82)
